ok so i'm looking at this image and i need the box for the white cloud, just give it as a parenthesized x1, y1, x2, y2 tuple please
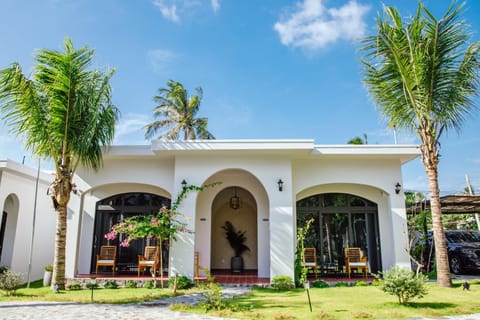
(152, 0, 219, 22)
(211, 0, 220, 13)
(152, 0, 180, 22)
(147, 48, 176, 74)
(274, 0, 370, 51)
(114, 113, 150, 145)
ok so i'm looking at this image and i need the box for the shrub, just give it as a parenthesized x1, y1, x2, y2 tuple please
(334, 282, 348, 287)
(379, 266, 428, 304)
(67, 282, 82, 290)
(271, 276, 294, 291)
(103, 280, 118, 289)
(143, 280, 154, 289)
(355, 280, 368, 287)
(168, 275, 193, 290)
(44, 265, 53, 272)
(125, 280, 137, 288)
(312, 280, 329, 288)
(0, 266, 8, 274)
(199, 268, 225, 311)
(85, 281, 99, 290)
(370, 279, 381, 286)
(0, 269, 24, 296)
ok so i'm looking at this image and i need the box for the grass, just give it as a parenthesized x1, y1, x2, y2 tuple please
(2, 280, 480, 319)
(172, 280, 480, 319)
(0, 280, 190, 304)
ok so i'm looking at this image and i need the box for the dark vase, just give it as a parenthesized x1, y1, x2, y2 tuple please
(231, 256, 243, 273)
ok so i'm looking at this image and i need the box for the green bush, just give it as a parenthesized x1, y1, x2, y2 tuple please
(334, 282, 348, 287)
(271, 276, 294, 290)
(379, 266, 428, 304)
(44, 265, 53, 272)
(125, 280, 138, 288)
(85, 281, 99, 290)
(355, 280, 368, 287)
(370, 279, 381, 286)
(199, 268, 225, 311)
(0, 268, 24, 296)
(142, 280, 154, 289)
(103, 280, 118, 289)
(312, 280, 329, 288)
(168, 275, 193, 289)
(67, 282, 82, 290)
(0, 266, 8, 274)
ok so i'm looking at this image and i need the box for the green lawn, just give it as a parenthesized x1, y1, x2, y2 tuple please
(0, 280, 183, 304)
(2, 280, 480, 319)
(175, 281, 480, 319)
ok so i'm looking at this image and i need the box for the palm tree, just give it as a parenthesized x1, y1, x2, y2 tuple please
(0, 38, 119, 289)
(145, 80, 215, 140)
(361, 2, 480, 287)
(347, 133, 368, 144)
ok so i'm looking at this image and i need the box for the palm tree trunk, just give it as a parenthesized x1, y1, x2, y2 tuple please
(52, 203, 67, 290)
(425, 165, 452, 287)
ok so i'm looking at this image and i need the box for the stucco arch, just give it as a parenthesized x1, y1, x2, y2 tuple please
(296, 182, 398, 273)
(195, 168, 270, 277)
(0, 194, 19, 267)
(76, 182, 171, 275)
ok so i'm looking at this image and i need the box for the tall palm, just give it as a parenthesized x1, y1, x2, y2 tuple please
(145, 80, 215, 140)
(361, 2, 480, 287)
(0, 38, 119, 289)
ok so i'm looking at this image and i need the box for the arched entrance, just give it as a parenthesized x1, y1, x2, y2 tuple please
(211, 186, 258, 272)
(91, 192, 171, 274)
(0, 194, 19, 266)
(297, 193, 382, 274)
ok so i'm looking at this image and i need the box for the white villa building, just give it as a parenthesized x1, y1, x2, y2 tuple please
(1, 139, 420, 282)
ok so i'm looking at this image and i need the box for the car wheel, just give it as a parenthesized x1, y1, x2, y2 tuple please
(450, 256, 462, 274)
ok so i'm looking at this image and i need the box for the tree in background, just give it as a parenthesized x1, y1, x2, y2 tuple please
(347, 133, 368, 144)
(145, 80, 215, 140)
(361, 2, 480, 287)
(0, 38, 119, 289)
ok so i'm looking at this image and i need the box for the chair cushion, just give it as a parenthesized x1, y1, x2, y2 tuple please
(349, 262, 367, 267)
(139, 260, 156, 265)
(97, 260, 114, 264)
(303, 262, 316, 267)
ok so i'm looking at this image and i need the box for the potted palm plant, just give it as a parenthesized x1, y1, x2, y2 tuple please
(222, 221, 250, 272)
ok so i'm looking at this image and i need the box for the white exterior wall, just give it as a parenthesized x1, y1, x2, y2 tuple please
(61, 141, 417, 281)
(177, 155, 293, 279)
(0, 160, 55, 281)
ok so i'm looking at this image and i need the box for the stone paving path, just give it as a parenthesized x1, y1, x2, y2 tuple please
(0, 287, 248, 320)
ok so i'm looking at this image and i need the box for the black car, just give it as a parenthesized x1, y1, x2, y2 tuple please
(443, 230, 480, 274)
(412, 230, 480, 274)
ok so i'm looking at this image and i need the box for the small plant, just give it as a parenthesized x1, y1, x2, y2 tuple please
(370, 279, 381, 286)
(85, 281, 99, 290)
(0, 268, 24, 296)
(143, 280, 155, 289)
(334, 282, 348, 287)
(66, 282, 82, 290)
(125, 280, 137, 288)
(271, 276, 294, 290)
(103, 280, 118, 289)
(168, 275, 193, 290)
(312, 280, 329, 288)
(379, 266, 428, 304)
(44, 265, 53, 272)
(355, 280, 368, 287)
(199, 268, 225, 311)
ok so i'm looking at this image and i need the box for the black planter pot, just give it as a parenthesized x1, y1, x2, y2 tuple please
(231, 256, 244, 273)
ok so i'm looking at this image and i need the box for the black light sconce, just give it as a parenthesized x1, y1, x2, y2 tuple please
(395, 182, 402, 194)
(181, 179, 187, 190)
(277, 179, 284, 192)
(230, 187, 240, 210)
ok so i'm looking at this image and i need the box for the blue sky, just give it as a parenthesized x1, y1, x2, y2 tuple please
(0, 0, 479, 195)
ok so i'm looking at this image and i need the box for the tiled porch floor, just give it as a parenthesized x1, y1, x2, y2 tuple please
(75, 269, 373, 285)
